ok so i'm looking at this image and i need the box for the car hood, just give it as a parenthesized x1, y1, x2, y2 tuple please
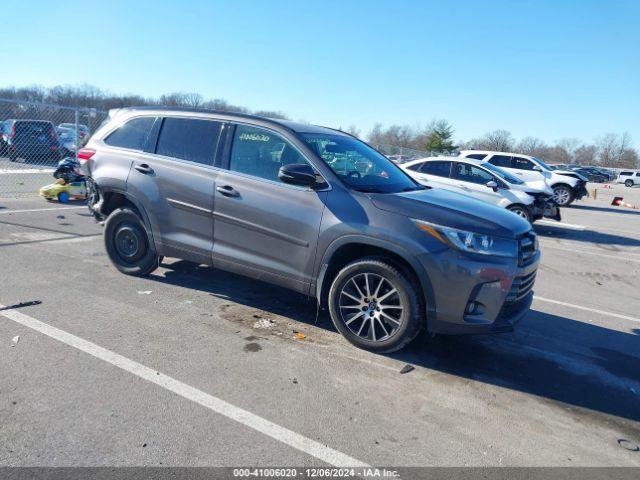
(369, 188, 531, 239)
(511, 180, 554, 196)
(554, 170, 587, 182)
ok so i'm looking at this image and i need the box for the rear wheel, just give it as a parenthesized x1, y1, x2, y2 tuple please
(625, 180, 634, 187)
(553, 185, 574, 206)
(328, 257, 423, 353)
(507, 204, 531, 223)
(104, 208, 160, 276)
(57, 191, 69, 203)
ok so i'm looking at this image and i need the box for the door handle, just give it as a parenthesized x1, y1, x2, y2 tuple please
(216, 185, 239, 197)
(515, 172, 523, 175)
(134, 164, 154, 174)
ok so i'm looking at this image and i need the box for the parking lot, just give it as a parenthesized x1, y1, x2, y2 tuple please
(1, 182, 639, 468)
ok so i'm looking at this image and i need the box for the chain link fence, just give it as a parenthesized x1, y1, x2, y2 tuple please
(372, 144, 434, 163)
(0, 99, 107, 198)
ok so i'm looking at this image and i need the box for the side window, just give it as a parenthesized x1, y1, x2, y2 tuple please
(156, 117, 222, 166)
(104, 117, 155, 151)
(405, 162, 424, 172)
(636, 173, 640, 177)
(489, 155, 512, 168)
(453, 163, 495, 185)
(620, 171, 632, 176)
(512, 156, 535, 170)
(465, 153, 487, 160)
(229, 124, 310, 183)
(421, 161, 452, 177)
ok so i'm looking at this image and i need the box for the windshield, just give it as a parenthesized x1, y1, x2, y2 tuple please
(300, 133, 421, 193)
(481, 162, 524, 185)
(532, 157, 553, 171)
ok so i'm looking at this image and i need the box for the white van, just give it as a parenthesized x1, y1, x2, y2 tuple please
(401, 156, 560, 223)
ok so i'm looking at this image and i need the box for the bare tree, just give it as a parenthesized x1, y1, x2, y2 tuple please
(465, 130, 514, 152)
(517, 137, 548, 157)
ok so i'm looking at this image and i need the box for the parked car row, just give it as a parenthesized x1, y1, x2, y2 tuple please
(0, 119, 90, 162)
(82, 107, 540, 353)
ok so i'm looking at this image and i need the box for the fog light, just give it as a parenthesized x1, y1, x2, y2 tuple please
(465, 301, 485, 315)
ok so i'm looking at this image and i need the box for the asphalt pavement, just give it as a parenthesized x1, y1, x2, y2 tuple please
(0, 183, 639, 467)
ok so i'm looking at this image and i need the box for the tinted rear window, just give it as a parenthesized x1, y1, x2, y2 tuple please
(155, 118, 222, 166)
(15, 121, 54, 135)
(105, 117, 155, 151)
(620, 171, 633, 176)
(465, 153, 487, 160)
(421, 161, 452, 177)
(489, 155, 512, 168)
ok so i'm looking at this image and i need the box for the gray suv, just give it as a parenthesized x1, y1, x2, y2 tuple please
(81, 108, 539, 352)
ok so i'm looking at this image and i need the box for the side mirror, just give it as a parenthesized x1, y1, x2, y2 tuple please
(486, 180, 498, 191)
(278, 163, 318, 188)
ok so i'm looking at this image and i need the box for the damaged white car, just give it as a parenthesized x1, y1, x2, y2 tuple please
(402, 156, 560, 223)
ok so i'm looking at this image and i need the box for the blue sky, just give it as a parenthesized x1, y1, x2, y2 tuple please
(4, 0, 639, 144)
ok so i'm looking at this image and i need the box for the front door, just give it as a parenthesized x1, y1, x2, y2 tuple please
(451, 162, 503, 205)
(212, 123, 328, 293)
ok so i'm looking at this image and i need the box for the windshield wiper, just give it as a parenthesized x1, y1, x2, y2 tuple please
(352, 186, 385, 193)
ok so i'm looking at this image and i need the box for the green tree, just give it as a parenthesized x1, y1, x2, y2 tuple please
(424, 120, 457, 153)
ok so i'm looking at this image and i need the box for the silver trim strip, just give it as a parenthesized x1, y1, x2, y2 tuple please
(167, 198, 212, 215)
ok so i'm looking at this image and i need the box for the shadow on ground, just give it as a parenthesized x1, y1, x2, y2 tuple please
(152, 260, 640, 426)
(534, 224, 640, 246)
(569, 204, 640, 216)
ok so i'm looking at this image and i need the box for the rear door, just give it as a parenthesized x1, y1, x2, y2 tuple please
(126, 116, 223, 263)
(211, 123, 328, 293)
(411, 160, 454, 190)
(451, 161, 504, 205)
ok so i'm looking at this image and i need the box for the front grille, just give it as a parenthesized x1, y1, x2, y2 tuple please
(505, 270, 537, 304)
(518, 231, 537, 266)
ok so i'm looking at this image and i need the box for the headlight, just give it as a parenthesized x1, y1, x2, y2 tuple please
(412, 219, 518, 258)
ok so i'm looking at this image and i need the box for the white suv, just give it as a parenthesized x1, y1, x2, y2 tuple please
(401, 156, 560, 223)
(617, 170, 640, 187)
(459, 150, 588, 206)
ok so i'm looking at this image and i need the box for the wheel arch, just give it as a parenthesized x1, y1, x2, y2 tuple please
(98, 189, 159, 253)
(315, 236, 435, 326)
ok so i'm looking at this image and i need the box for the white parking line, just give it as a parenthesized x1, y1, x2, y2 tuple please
(537, 220, 586, 230)
(540, 243, 640, 263)
(534, 296, 640, 323)
(0, 168, 55, 174)
(0, 206, 86, 215)
(0, 304, 368, 468)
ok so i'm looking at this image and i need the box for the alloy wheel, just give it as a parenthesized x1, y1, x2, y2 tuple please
(338, 273, 404, 342)
(553, 187, 571, 205)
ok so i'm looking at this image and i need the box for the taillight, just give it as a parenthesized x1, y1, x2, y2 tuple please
(77, 148, 96, 164)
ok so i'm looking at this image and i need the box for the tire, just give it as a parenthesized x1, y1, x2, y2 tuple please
(552, 184, 575, 206)
(57, 191, 70, 203)
(104, 207, 160, 276)
(507, 204, 532, 223)
(328, 257, 423, 353)
(625, 180, 633, 187)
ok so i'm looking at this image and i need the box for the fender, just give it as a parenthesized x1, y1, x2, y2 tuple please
(98, 188, 160, 254)
(314, 234, 437, 324)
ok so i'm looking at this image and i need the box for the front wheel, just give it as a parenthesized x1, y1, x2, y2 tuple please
(625, 180, 634, 187)
(104, 208, 160, 276)
(328, 257, 423, 353)
(553, 185, 575, 206)
(507, 204, 532, 223)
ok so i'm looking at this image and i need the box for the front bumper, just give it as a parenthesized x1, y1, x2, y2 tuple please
(574, 182, 588, 200)
(418, 232, 540, 335)
(530, 197, 561, 221)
